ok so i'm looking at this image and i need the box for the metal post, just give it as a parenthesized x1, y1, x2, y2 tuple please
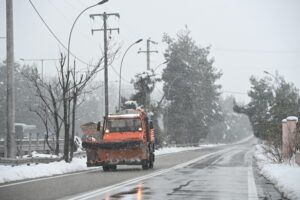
(118, 39, 143, 111)
(6, 0, 16, 158)
(29, 132, 32, 156)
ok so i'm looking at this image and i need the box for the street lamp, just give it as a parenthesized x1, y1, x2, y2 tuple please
(65, 0, 108, 162)
(118, 39, 143, 111)
(67, 0, 108, 72)
(263, 70, 275, 79)
(153, 60, 169, 72)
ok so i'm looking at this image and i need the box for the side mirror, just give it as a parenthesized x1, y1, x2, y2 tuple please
(97, 121, 101, 131)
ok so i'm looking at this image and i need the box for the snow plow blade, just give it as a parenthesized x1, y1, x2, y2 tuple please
(82, 141, 143, 150)
(86, 146, 148, 166)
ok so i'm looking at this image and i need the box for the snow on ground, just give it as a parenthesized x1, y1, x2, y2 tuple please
(0, 158, 88, 184)
(0, 145, 222, 184)
(254, 144, 300, 200)
(22, 151, 59, 158)
(155, 144, 222, 156)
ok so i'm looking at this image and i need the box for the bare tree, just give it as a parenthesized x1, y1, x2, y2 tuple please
(22, 66, 63, 155)
(57, 53, 104, 162)
(29, 105, 55, 153)
(23, 48, 115, 162)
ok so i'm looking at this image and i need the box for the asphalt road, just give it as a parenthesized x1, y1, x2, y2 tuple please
(0, 138, 284, 200)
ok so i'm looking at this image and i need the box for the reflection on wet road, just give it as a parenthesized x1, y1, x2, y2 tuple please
(104, 184, 146, 200)
(102, 140, 283, 200)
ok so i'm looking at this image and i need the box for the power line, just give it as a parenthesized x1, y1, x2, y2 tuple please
(28, 0, 90, 66)
(46, 0, 98, 46)
(222, 90, 248, 95)
(212, 48, 300, 54)
(110, 64, 131, 84)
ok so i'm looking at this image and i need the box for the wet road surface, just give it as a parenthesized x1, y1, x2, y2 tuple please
(70, 139, 284, 200)
(0, 138, 284, 200)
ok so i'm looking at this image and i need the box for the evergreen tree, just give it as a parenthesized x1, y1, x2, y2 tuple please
(234, 76, 274, 139)
(0, 62, 42, 138)
(234, 74, 300, 142)
(130, 70, 159, 108)
(162, 28, 222, 144)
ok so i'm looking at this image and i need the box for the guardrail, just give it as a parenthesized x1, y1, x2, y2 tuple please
(0, 151, 86, 166)
(0, 139, 65, 156)
(0, 157, 63, 166)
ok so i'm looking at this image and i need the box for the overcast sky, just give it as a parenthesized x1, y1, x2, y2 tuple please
(1, 0, 300, 103)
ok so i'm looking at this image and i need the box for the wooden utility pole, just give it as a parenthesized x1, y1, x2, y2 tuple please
(138, 38, 158, 108)
(138, 38, 158, 70)
(6, 0, 16, 158)
(90, 12, 119, 117)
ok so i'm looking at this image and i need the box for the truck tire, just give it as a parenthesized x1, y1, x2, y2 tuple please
(149, 153, 154, 169)
(149, 160, 153, 169)
(109, 165, 117, 171)
(142, 160, 149, 170)
(102, 166, 110, 171)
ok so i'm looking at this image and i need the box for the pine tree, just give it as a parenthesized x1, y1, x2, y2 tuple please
(130, 70, 159, 108)
(234, 74, 300, 142)
(162, 28, 222, 144)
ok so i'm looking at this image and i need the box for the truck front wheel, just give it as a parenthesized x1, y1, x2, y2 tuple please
(102, 166, 110, 171)
(142, 160, 149, 170)
(109, 165, 117, 171)
(149, 153, 154, 169)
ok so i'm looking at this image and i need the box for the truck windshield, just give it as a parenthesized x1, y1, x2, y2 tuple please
(107, 118, 142, 132)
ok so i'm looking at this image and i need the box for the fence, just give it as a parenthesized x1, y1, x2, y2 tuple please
(0, 139, 65, 157)
(0, 151, 86, 166)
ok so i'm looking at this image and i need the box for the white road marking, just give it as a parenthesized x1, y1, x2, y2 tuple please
(248, 152, 259, 200)
(63, 147, 233, 200)
(0, 169, 100, 188)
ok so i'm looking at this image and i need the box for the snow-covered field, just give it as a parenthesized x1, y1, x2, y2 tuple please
(254, 144, 300, 200)
(0, 145, 221, 184)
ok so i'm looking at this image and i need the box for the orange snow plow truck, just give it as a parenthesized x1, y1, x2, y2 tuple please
(82, 109, 155, 171)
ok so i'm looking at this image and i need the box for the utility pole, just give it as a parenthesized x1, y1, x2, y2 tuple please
(90, 12, 120, 118)
(138, 38, 158, 109)
(6, 0, 16, 158)
(138, 38, 158, 70)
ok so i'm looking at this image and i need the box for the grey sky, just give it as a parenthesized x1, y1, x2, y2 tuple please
(1, 0, 300, 103)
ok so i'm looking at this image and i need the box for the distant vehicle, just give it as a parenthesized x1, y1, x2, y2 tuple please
(82, 109, 155, 171)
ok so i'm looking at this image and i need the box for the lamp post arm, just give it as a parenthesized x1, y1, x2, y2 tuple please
(67, 4, 95, 70)
(118, 40, 142, 110)
(67, 0, 108, 70)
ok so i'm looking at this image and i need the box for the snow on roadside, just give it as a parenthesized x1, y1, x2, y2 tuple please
(0, 158, 88, 184)
(254, 144, 300, 200)
(22, 151, 60, 158)
(156, 144, 222, 156)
